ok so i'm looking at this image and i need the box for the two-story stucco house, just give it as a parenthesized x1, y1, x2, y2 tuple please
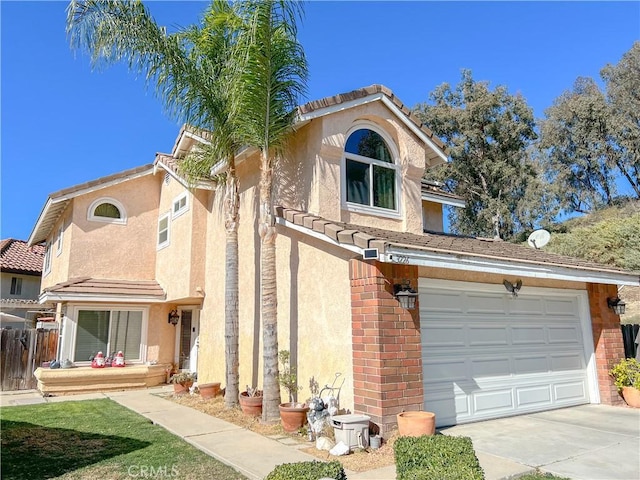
(29, 85, 639, 433)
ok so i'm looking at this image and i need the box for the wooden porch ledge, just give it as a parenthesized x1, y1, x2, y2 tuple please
(34, 364, 171, 396)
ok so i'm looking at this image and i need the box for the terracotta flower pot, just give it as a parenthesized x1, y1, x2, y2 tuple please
(239, 391, 263, 416)
(397, 411, 436, 437)
(199, 382, 221, 399)
(621, 386, 640, 408)
(279, 402, 310, 432)
(173, 381, 193, 395)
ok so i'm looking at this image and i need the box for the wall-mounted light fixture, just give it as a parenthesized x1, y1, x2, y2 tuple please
(607, 297, 626, 316)
(394, 280, 418, 310)
(168, 309, 180, 325)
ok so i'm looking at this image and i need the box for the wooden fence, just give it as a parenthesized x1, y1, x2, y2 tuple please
(1, 328, 58, 391)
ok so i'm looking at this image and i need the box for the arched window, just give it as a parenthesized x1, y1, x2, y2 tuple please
(88, 198, 127, 224)
(344, 127, 398, 211)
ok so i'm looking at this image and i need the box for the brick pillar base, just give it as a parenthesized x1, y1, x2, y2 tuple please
(588, 283, 625, 405)
(349, 259, 423, 437)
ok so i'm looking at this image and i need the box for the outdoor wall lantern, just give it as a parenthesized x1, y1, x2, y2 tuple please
(394, 280, 418, 310)
(607, 297, 626, 316)
(168, 309, 180, 325)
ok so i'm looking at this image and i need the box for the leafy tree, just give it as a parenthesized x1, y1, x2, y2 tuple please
(540, 43, 640, 215)
(601, 41, 640, 198)
(540, 77, 618, 213)
(231, 0, 308, 422)
(414, 70, 543, 240)
(67, 0, 244, 407)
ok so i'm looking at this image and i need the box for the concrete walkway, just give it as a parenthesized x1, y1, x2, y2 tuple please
(3, 388, 638, 479)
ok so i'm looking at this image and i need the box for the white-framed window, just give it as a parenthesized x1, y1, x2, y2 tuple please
(172, 192, 189, 219)
(157, 212, 170, 249)
(10, 277, 22, 295)
(69, 307, 147, 363)
(342, 124, 400, 217)
(43, 242, 52, 276)
(55, 225, 64, 256)
(87, 197, 127, 225)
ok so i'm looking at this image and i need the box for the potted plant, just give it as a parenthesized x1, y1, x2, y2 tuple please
(170, 371, 196, 395)
(610, 358, 640, 407)
(199, 381, 222, 399)
(277, 350, 309, 432)
(239, 385, 263, 416)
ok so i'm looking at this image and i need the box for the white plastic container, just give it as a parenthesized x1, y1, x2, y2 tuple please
(330, 414, 370, 449)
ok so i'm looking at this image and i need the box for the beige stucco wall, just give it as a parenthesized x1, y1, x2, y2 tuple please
(64, 174, 160, 281)
(40, 206, 74, 290)
(154, 175, 209, 302)
(422, 201, 443, 232)
(1, 273, 42, 301)
(274, 101, 433, 235)
(197, 157, 355, 410)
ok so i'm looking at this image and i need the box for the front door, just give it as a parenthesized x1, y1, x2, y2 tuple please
(177, 309, 199, 372)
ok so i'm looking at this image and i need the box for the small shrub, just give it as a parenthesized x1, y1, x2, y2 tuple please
(394, 435, 484, 480)
(610, 358, 640, 390)
(265, 460, 346, 480)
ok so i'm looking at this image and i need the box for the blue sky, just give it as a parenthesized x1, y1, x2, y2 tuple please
(2, 1, 639, 241)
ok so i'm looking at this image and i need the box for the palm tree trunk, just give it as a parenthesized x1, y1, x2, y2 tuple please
(259, 151, 281, 422)
(224, 157, 240, 408)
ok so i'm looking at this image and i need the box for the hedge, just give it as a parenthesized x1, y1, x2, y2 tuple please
(265, 460, 347, 480)
(394, 435, 484, 480)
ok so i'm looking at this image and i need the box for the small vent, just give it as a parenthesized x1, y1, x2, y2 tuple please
(164, 172, 171, 185)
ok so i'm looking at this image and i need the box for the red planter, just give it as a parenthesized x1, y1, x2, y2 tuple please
(239, 391, 263, 416)
(199, 382, 221, 399)
(279, 403, 309, 432)
(397, 411, 436, 437)
(622, 387, 640, 408)
(173, 381, 193, 395)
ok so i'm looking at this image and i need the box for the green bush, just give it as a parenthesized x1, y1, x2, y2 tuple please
(394, 435, 484, 480)
(265, 460, 347, 480)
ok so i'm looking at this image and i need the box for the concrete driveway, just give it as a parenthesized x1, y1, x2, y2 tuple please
(440, 404, 640, 480)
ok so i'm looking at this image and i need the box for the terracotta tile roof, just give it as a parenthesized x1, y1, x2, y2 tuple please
(0, 239, 45, 275)
(42, 277, 166, 301)
(297, 84, 446, 152)
(274, 207, 639, 283)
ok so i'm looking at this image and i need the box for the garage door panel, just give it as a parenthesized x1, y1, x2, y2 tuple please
(474, 388, 514, 414)
(420, 281, 590, 427)
(511, 326, 546, 344)
(550, 353, 584, 371)
(423, 325, 466, 347)
(516, 385, 553, 407)
(421, 291, 464, 313)
(546, 298, 579, 316)
(466, 293, 505, 314)
(554, 381, 587, 402)
(508, 297, 544, 314)
(514, 355, 549, 374)
(424, 359, 467, 383)
(470, 357, 511, 377)
(548, 325, 581, 344)
(469, 326, 508, 346)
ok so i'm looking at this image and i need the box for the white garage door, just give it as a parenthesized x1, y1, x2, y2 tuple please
(420, 279, 595, 427)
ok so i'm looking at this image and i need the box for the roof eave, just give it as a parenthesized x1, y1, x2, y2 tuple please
(382, 245, 640, 287)
(39, 291, 167, 304)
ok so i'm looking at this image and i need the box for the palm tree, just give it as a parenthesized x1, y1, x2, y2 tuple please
(66, 0, 243, 407)
(231, 0, 308, 422)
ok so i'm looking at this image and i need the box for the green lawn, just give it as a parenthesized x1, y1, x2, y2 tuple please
(517, 473, 570, 480)
(0, 398, 247, 480)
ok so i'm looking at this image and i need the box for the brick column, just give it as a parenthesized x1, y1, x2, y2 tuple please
(588, 283, 625, 405)
(349, 259, 423, 436)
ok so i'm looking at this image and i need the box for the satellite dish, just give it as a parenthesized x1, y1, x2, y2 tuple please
(527, 229, 550, 249)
